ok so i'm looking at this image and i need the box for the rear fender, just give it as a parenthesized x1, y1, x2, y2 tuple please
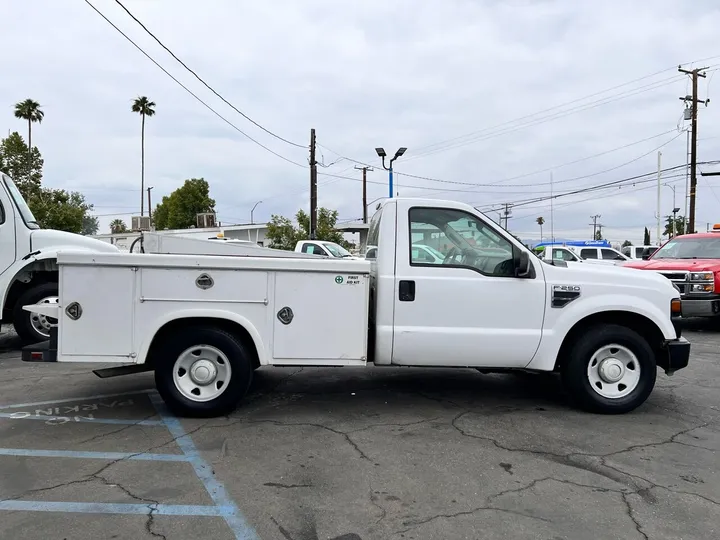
(136, 308, 267, 366)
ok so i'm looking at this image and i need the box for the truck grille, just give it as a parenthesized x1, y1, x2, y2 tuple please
(656, 271, 689, 295)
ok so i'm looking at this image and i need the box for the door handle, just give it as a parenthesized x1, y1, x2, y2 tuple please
(399, 280, 415, 302)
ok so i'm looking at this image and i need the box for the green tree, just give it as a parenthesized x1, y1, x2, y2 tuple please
(0, 132, 43, 197)
(131, 96, 156, 217)
(266, 207, 351, 250)
(14, 99, 44, 153)
(153, 178, 215, 230)
(663, 216, 686, 238)
(536, 216, 545, 239)
(594, 229, 603, 241)
(82, 214, 99, 235)
(643, 227, 651, 246)
(110, 219, 128, 233)
(622, 240, 632, 248)
(28, 188, 92, 233)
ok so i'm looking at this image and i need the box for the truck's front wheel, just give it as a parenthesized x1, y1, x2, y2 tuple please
(154, 326, 253, 417)
(12, 283, 59, 344)
(562, 324, 657, 414)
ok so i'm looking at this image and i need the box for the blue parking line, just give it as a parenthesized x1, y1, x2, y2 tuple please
(0, 412, 164, 426)
(149, 393, 259, 540)
(0, 500, 234, 516)
(0, 448, 189, 462)
(0, 389, 155, 410)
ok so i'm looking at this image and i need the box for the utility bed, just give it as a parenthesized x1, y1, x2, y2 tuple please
(46, 251, 371, 366)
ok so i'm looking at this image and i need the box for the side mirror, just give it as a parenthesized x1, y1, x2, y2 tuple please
(516, 251, 534, 278)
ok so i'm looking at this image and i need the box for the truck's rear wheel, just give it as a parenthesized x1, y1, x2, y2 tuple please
(12, 283, 59, 344)
(561, 324, 656, 414)
(154, 326, 253, 417)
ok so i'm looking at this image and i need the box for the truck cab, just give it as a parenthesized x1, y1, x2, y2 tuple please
(0, 173, 118, 343)
(624, 227, 720, 318)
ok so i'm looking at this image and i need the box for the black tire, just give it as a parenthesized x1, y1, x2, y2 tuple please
(561, 324, 657, 414)
(12, 282, 59, 345)
(154, 325, 253, 418)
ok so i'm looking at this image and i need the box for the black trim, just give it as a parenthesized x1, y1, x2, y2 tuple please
(551, 287, 581, 308)
(657, 338, 690, 374)
(407, 206, 535, 279)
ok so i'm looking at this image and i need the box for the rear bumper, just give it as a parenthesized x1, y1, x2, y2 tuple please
(22, 327, 57, 363)
(656, 337, 690, 375)
(681, 298, 720, 318)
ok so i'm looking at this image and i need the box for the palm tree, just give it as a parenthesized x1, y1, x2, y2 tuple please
(536, 216, 545, 241)
(131, 96, 156, 216)
(110, 219, 128, 234)
(14, 99, 44, 151)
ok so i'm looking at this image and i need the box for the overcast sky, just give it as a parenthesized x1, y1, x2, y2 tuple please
(2, 0, 720, 244)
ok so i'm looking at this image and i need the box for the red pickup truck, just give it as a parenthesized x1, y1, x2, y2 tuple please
(624, 225, 720, 318)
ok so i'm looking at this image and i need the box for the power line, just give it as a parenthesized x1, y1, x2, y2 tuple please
(395, 129, 680, 188)
(83, 0, 307, 169)
(404, 75, 687, 160)
(111, 0, 305, 149)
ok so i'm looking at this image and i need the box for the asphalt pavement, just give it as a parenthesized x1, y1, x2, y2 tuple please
(0, 325, 717, 540)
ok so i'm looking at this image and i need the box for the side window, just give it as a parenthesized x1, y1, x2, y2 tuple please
(0, 199, 4, 225)
(601, 249, 624, 260)
(408, 207, 517, 277)
(580, 248, 597, 259)
(364, 207, 383, 261)
(553, 249, 575, 261)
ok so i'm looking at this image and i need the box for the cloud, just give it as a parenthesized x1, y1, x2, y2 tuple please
(1, 0, 720, 242)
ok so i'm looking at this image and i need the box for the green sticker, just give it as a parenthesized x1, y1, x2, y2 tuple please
(335, 276, 344, 284)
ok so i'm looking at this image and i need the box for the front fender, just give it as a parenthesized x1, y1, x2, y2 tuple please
(136, 308, 267, 366)
(527, 293, 675, 371)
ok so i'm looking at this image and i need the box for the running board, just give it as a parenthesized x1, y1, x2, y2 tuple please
(93, 364, 154, 379)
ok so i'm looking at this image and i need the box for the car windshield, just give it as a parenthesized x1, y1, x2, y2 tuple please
(2, 174, 39, 229)
(322, 242, 352, 257)
(652, 237, 720, 259)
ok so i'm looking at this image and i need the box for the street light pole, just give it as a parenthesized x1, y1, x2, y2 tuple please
(250, 200, 262, 224)
(375, 147, 407, 198)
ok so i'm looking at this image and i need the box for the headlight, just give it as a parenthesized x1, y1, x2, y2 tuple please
(690, 272, 713, 281)
(690, 283, 714, 293)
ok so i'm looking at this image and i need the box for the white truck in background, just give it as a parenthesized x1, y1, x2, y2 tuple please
(537, 245, 629, 266)
(294, 239, 359, 258)
(0, 173, 120, 344)
(23, 197, 689, 417)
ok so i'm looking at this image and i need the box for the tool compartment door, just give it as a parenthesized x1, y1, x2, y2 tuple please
(272, 271, 369, 361)
(59, 265, 134, 358)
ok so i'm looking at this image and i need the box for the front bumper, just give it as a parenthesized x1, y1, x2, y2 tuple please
(681, 298, 720, 318)
(657, 337, 690, 375)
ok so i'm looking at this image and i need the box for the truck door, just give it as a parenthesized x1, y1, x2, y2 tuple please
(0, 188, 16, 275)
(391, 205, 545, 368)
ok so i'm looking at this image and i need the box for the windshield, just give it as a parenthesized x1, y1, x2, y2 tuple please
(652, 237, 720, 259)
(2, 174, 39, 229)
(322, 242, 352, 257)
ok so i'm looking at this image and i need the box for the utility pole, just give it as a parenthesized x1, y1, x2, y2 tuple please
(147, 186, 154, 224)
(501, 203, 513, 229)
(550, 172, 555, 243)
(590, 214, 601, 239)
(354, 165, 373, 223)
(656, 151, 662, 243)
(309, 128, 317, 239)
(679, 65, 709, 233)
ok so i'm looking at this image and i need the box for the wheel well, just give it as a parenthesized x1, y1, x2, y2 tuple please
(554, 311, 665, 370)
(145, 317, 261, 369)
(2, 264, 58, 323)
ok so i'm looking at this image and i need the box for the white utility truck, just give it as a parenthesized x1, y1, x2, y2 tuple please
(22, 198, 690, 417)
(294, 239, 359, 258)
(0, 173, 120, 344)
